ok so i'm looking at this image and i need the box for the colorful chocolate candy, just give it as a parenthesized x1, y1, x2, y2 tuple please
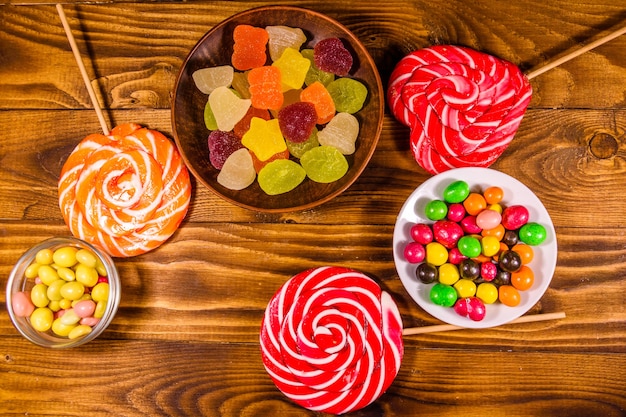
(260, 266, 403, 414)
(387, 45, 532, 174)
(402, 180, 548, 321)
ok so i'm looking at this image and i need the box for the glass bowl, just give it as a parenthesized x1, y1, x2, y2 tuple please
(6, 237, 121, 348)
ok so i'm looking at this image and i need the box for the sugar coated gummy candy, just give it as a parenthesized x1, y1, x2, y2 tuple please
(192, 65, 234, 94)
(327, 78, 368, 114)
(300, 81, 336, 124)
(232, 25, 269, 71)
(301, 49, 335, 86)
(204, 99, 218, 130)
(272, 47, 311, 91)
(209, 86, 251, 132)
(234, 107, 271, 139)
(313, 37, 353, 76)
(248, 66, 284, 110)
(258, 159, 306, 195)
(300, 145, 349, 183)
(231, 71, 252, 99)
(286, 128, 319, 158)
(317, 112, 359, 155)
(208, 130, 243, 170)
(241, 117, 287, 162)
(251, 148, 290, 173)
(277, 102, 317, 143)
(217, 148, 256, 190)
(266, 25, 307, 62)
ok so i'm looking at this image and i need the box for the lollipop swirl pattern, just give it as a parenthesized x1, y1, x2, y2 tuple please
(260, 266, 403, 414)
(388, 45, 532, 174)
(58, 123, 191, 257)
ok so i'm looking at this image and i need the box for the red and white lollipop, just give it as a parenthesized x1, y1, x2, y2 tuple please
(260, 266, 403, 414)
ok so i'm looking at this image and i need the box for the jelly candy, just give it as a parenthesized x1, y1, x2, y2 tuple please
(272, 47, 311, 91)
(248, 66, 284, 110)
(231, 71, 252, 99)
(301, 49, 335, 86)
(192, 65, 234, 94)
(217, 148, 256, 190)
(208, 130, 243, 170)
(258, 159, 306, 195)
(204, 99, 218, 130)
(300, 81, 336, 124)
(208, 86, 252, 132)
(286, 128, 319, 158)
(232, 25, 268, 70)
(313, 37, 353, 76)
(251, 148, 290, 173)
(270, 89, 302, 118)
(300, 145, 348, 183)
(278, 101, 317, 143)
(327, 78, 368, 114)
(233, 107, 271, 138)
(241, 117, 287, 162)
(317, 112, 359, 155)
(265, 25, 307, 62)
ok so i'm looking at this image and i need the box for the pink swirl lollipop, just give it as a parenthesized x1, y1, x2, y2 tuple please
(58, 123, 192, 257)
(260, 266, 403, 414)
(388, 45, 532, 174)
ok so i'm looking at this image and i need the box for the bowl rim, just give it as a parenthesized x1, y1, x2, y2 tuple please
(171, 5, 384, 213)
(5, 236, 121, 348)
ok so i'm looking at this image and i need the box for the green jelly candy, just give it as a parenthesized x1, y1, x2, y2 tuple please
(443, 180, 470, 203)
(258, 159, 306, 195)
(429, 283, 457, 307)
(204, 99, 218, 131)
(301, 49, 335, 86)
(519, 222, 547, 246)
(424, 199, 448, 221)
(286, 128, 319, 159)
(300, 145, 349, 183)
(327, 78, 368, 114)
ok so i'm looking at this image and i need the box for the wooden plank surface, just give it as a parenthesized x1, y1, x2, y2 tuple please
(1, 1, 626, 416)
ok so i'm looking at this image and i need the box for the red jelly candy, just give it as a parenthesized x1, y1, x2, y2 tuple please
(208, 130, 243, 170)
(277, 102, 318, 143)
(313, 38, 353, 76)
(232, 25, 269, 71)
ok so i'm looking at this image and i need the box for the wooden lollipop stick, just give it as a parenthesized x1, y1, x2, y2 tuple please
(526, 24, 626, 80)
(56, 3, 110, 135)
(402, 311, 566, 336)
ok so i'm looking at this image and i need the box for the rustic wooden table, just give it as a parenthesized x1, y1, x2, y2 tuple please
(1, 1, 625, 416)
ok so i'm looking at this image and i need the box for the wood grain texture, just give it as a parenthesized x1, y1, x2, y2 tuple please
(1, 1, 626, 416)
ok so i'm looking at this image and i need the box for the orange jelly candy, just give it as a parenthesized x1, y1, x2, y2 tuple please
(248, 66, 284, 110)
(232, 25, 269, 71)
(300, 81, 335, 124)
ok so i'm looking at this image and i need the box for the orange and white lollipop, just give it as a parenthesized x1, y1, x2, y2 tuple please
(58, 123, 191, 257)
(260, 266, 403, 414)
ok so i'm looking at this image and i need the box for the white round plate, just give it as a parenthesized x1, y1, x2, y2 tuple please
(393, 167, 557, 328)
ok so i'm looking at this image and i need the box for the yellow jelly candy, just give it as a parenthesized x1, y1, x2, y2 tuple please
(258, 159, 306, 195)
(208, 86, 252, 132)
(266, 25, 307, 62)
(241, 118, 287, 162)
(272, 47, 311, 91)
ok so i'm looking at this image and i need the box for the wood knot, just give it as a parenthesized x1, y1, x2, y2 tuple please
(588, 132, 618, 159)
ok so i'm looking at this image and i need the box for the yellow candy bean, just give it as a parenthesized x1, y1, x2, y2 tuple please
(30, 283, 49, 308)
(38, 265, 60, 286)
(426, 242, 448, 266)
(453, 279, 477, 298)
(60, 309, 81, 326)
(35, 248, 54, 265)
(46, 279, 65, 301)
(30, 307, 54, 332)
(51, 318, 76, 337)
(75, 264, 98, 287)
(76, 249, 98, 268)
(94, 300, 107, 319)
(476, 282, 499, 304)
(25, 263, 41, 279)
(91, 283, 109, 303)
(48, 300, 61, 312)
(68, 324, 92, 340)
(59, 299, 72, 310)
(52, 246, 78, 268)
(60, 281, 85, 301)
(95, 258, 107, 277)
(438, 263, 460, 286)
(57, 267, 76, 281)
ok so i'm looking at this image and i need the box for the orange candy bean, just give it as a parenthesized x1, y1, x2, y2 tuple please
(232, 25, 269, 71)
(512, 243, 534, 264)
(300, 81, 336, 124)
(511, 265, 534, 291)
(463, 192, 487, 216)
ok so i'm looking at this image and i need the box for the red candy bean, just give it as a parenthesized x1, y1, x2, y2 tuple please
(501, 205, 529, 230)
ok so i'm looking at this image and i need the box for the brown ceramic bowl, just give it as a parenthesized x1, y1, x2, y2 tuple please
(172, 5, 383, 213)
